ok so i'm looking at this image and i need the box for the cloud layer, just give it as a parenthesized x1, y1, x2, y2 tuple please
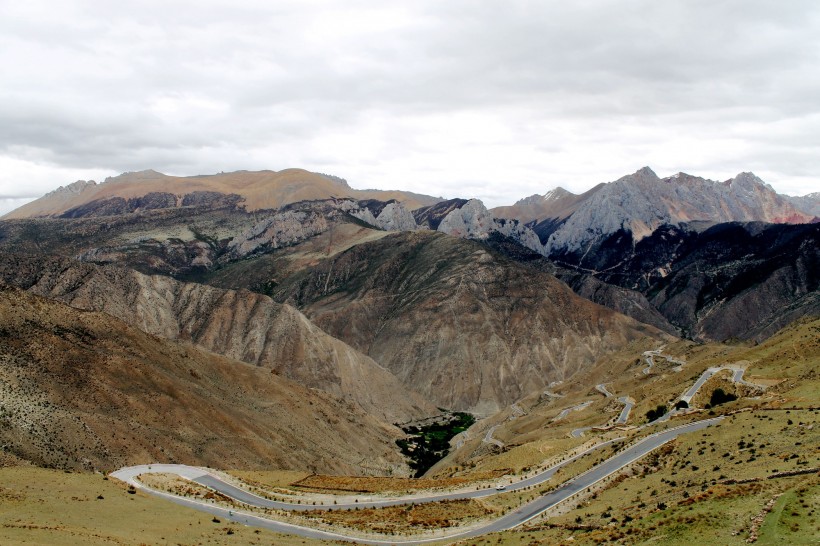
(1, 0, 818, 212)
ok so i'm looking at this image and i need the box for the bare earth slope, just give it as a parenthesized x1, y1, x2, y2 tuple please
(4, 168, 441, 219)
(269, 231, 667, 414)
(0, 255, 433, 423)
(0, 284, 409, 475)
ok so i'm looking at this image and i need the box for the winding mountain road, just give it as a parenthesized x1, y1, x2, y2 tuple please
(595, 383, 614, 397)
(112, 418, 722, 544)
(679, 366, 761, 405)
(571, 395, 635, 438)
(553, 400, 593, 422)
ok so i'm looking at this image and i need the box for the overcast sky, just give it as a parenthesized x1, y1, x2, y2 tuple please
(1, 0, 818, 215)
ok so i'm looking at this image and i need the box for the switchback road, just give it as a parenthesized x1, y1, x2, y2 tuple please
(111, 418, 722, 544)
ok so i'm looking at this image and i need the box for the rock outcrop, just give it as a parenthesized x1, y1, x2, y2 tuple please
(226, 209, 331, 260)
(435, 199, 545, 256)
(347, 199, 418, 231)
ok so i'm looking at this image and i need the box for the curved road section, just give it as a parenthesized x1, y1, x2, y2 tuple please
(571, 396, 634, 438)
(111, 418, 722, 545)
(679, 366, 763, 405)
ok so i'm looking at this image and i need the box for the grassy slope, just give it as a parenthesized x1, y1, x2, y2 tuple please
(2, 309, 816, 544)
(471, 316, 820, 545)
(0, 467, 333, 546)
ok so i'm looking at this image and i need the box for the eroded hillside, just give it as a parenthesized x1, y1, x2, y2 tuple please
(0, 285, 411, 475)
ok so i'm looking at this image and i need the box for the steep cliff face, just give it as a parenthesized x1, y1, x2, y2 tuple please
(0, 285, 410, 475)
(433, 199, 545, 256)
(0, 255, 433, 422)
(544, 168, 814, 257)
(270, 231, 666, 414)
(347, 199, 418, 231)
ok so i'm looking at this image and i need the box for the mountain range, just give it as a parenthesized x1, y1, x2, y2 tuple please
(0, 164, 817, 475)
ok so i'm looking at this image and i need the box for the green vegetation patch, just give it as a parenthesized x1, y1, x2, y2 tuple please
(758, 483, 820, 545)
(396, 411, 475, 477)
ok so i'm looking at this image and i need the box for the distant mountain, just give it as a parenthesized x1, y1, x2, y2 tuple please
(541, 168, 814, 256)
(492, 183, 606, 235)
(787, 192, 820, 217)
(2, 168, 442, 219)
(0, 284, 412, 475)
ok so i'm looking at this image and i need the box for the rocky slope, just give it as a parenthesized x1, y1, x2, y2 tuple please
(0, 284, 410, 475)
(540, 168, 814, 257)
(268, 230, 666, 414)
(482, 233, 679, 336)
(0, 255, 433, 422)
(0, 199, 415, 279)
(787, 192, 820, 217)
(3, 168, 441, 219)
(491, 222, 819, 342)
(638, 222, 820, 341)
(492, 183, 606, 235)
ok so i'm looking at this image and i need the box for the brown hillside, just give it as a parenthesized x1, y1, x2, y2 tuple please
(0, 255, 434, 423)
(269, 231, 669, 414)
(0, 284, 410, 475)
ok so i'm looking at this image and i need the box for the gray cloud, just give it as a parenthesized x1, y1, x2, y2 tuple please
(1, 0, 818, 206)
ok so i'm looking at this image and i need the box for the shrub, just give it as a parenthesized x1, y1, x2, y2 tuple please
(646, 404, 668, 422)
(709, 388, 737, 407)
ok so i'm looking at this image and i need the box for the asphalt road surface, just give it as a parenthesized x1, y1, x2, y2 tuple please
(112, 418, 722, 544)
(615, 396, 634, 424)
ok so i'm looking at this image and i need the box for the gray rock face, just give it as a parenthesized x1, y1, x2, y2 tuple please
(545, 168, 814, 254)
(437, 199, 495, 239)
(226, 209, 330, 259)
(347, 200, 418, 231)
(438, 199, 546, 255)
(787, 192, 820, 217)
(375, 202, 418, 231)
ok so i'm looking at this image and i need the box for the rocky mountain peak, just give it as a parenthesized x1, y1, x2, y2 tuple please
(543, 187, 575, 200)
(633, 166, 659, 179)
(727, 171, 774, 192)
(514, 193, 548, 206)
(43, 179, 97, 198)
(436, 198, 545, 255)
(545, 168, 814, 256)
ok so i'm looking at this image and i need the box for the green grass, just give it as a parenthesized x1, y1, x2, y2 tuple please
(758, 484, 820, 545)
